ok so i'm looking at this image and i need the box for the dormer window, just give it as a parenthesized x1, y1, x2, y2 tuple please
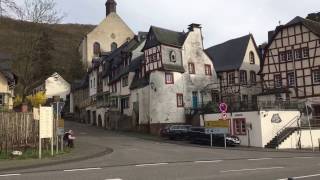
(111, 42, 117, 51)
(93, 42, 101, 56)
(170, 51, 176, 62)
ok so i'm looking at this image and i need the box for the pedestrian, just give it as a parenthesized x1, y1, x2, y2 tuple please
(63, 130, 76, 148)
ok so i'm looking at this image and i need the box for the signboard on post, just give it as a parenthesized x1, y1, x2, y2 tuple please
(33, 108, 40, 121)
(39, 106, 54, 138)
(57, 119, 65, 136)
(205, 128, 229, 135)
(205, 120, 230, 128)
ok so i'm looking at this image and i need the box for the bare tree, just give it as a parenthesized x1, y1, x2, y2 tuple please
(15, 0, 65, 24)
(0, 0, 19, 18)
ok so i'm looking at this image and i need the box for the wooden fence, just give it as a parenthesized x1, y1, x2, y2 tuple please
(0, 112, 38, 155)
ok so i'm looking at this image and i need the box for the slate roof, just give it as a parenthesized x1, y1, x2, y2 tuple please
(205, 34, 253, 72)
(0, 53, 17, 86)
(151, 26, 186, 47)
(71, 75, 89, 91)
(286, 16, 320, 36)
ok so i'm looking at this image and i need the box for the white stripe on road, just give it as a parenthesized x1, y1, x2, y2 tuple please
(0, 174, 21, 177)
(248, 158, 273, 161)
(135, 163, 168, 167)
(64, 167, 102, 172)
(194, 160, 223, 163)
(277, 173, 320, 180)
(104, 179, 123, 180)
(294, 157, 313, 159)
(221, 166, 284, 173)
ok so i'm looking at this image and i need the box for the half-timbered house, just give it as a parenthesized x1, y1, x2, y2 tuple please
(260, 16, 320, 122)
(130, 24, 218, 134)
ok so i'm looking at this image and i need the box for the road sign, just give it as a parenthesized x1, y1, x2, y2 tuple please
(219, 103, 228, 113)
(39, 106, 54, 138)
(205, 128, 229, 135)
(205, 120, 230, 128)
(57, 119, 65, 136)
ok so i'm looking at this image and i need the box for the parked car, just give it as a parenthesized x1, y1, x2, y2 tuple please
(188, 127, 240, 146)
(160, 125, 192, 140)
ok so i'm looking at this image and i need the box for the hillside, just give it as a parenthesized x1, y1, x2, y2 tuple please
(0, 17, 95, 93)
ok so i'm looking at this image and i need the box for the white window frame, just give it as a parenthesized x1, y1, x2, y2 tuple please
(313, 70, 320, 84)
(287, 72, 295, 87)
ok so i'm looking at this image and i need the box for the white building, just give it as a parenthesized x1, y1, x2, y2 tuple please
(0, 53, 17, 110)
(130, 24, 219, 134)
(205, 34, 262, 111)
(33, 72, 70, 101)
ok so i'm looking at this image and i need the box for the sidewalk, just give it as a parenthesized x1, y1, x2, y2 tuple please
(0, 137, 113, 173)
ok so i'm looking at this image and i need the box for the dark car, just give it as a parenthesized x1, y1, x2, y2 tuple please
(188, 127, 240, 146)
(160, 125, 192, 140)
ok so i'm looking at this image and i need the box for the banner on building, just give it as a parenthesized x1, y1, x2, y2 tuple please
(205, 120, 230, 128)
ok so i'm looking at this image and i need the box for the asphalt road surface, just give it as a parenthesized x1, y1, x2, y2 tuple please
(1, 121, 320, 180)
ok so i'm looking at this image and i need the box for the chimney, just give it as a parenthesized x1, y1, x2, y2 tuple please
(188, 23, 202, 31)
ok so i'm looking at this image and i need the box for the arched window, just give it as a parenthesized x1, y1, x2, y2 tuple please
(93, 42, 101, 56)
(111, 42, 117, 51)
(249, 51, 255, 64)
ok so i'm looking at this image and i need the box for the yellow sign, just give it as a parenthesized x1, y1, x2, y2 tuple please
(205, 120, 230, 128)
(58, 119, 64, 128)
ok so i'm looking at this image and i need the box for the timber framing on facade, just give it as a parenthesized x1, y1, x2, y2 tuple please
(261, 16, 320, 100)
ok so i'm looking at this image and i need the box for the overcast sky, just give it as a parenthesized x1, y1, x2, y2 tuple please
(16, 0, 320, 47)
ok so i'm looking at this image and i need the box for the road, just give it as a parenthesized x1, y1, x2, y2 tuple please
(1, 121, 320, 180)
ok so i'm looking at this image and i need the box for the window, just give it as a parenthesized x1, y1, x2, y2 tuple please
(240, 70, 247, 84)
(122, 97, 129, 109)
(302, 47, 309, 58)
(93, 42, 101, 56)
(170, 51, 176, 62)
(251, 95, 257, 106)
(234, 119, 246, 135)
(287, 50, 293, 61)
(111, 42, 117, 51)
(212, 91, 220, 103)
(242, 95, 248, 107)
(287, 72, 295, 87)
(204, 64, 212, 76)
(93, 78, 96, 88)
(313, 70, 320, 84)
(249, 51, 255, 64)
(279, 52, 287, 62)
(250, 71, 256, 84)
(122, 76, 129, 87)
(274, 74, 282, 88)
(0, 94, 3, 105)
(111, 84, 117, 93)
(294, 49, 302, 60)
(188, 63, 195, 74)
(90, 80, 92, 88)
(165, 73, 174, 84)
(177, 94, 184, 107)
(228, 72, 235, 85)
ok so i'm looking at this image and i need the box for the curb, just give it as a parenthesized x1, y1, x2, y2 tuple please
(0, 147, 113, 173)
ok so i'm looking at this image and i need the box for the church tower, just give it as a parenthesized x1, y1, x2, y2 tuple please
(105, 0, 117, 16)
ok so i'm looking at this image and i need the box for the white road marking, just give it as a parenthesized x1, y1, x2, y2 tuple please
(248, 158, 273, 161)
(135, 163, 169, 167)
(277, 173, 320, 180)
(294, 157, 313, 159)
(221, 166, 284, 173)
(194, 160, 223, 163)
(0, 174, 21, 177)
(104, 179, 123, 180)
(64, 167, 102, 172)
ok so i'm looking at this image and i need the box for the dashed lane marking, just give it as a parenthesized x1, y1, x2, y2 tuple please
(104, 179, 123, 180)
(194, 160, 223, 163)
(0, 174, 21, 177)
(135, 163, 169, 167)
(277, 173, 320, 180)
(63, 167, 102, 172)
(248, 158, 273, 161)
(220, 166, 284, 173)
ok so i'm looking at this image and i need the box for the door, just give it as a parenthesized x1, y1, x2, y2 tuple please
(192, 91, 198, 109)
(121, 98, 125, 114)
